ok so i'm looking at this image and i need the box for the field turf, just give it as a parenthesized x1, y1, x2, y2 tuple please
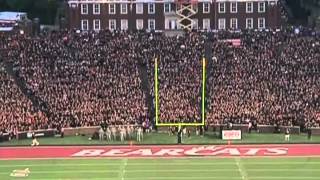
(1, 157, 320, 180)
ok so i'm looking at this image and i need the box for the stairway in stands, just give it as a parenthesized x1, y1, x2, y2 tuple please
(137, 60, 155, 125)
(2, 60, 51, 118)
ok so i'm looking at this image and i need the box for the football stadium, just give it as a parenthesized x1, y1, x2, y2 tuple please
(0, 0, 320, 179)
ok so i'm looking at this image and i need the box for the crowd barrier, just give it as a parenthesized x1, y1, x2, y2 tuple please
(157, 124, 301, 134)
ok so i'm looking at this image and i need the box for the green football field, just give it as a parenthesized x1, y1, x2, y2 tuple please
(1, 157, 320, 180)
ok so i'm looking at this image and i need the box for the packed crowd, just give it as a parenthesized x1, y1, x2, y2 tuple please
(0, 63, 48, 136)
(1, 31, 148, 132)
(206, 30, 320, 128)
(139, 33, 204, 123)
(0, 28, 319, 133)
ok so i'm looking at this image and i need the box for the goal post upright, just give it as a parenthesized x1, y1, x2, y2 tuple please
(154, 57, 206, 127)
(201, 57, 206, 126)
(155, 57, 159, 126)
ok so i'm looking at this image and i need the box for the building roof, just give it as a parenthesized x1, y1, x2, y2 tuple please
(0, 12, 27, 22)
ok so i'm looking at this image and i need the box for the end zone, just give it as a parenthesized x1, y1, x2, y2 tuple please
(1, 144, 320, 160)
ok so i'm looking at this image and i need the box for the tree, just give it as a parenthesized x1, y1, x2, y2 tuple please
(0, 0, 10, 11)
(5, 0, 34, 11)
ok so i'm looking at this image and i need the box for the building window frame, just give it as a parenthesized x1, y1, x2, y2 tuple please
(109, 4, 116, 14)
(148, 3, 155, 14)
(120, 3, 128, 14)
(136, 19, 144, 30)
(121, 19, 128, 30)
(81, 19, 89, 30)
(81, 4, 88, 15)
(93, 19, 101, 31)
(203, 2, 210, 14)
(148, 19, 155, 30)
(218, 2, 225, 13)
(164, 3, 171, 13)
(246, 2, 253, 13)
(230, 18, 238, 29)
(258, 2, 266, 13)
(109, 19, 116, 30)
(246, 18, 253, 29)
(136, 3, 144, 14)
(258, 18, 265, 29)
(230, 2, 237, 13)
(93, 4, 100, 15)
(218, 18, 225, 30)
(203, 18, 211, 30)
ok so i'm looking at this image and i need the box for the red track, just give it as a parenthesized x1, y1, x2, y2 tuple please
(1, 144, 320, 159)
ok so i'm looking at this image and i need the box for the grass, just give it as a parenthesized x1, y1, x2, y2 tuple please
(1, 132, 319, 146)
(1, 157, 320, 180)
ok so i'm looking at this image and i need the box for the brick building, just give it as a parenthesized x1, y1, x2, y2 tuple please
(67, 0, 282, 31)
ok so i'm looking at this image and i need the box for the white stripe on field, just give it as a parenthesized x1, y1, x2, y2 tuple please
(235, 158, 248, 180)
(119, 159, 128, 180)
(1, 169, 319, 174)
(1, 161, 320, 167)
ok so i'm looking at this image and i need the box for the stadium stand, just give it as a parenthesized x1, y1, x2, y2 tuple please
(0, 29, 319, 134)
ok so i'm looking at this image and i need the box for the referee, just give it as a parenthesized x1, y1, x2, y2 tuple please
(31, 132, 39, 146)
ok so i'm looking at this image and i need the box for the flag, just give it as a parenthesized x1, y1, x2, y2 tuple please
(221, 39, 241, 47)
(230, 39, 241, 47)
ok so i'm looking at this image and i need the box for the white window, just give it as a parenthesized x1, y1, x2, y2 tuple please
(148, 19, 155, 30)
(218, 18, 225, 30)
(81, 4, 88, 14)
(136, 3, 143, 14)
(230, 2, 237, 13)
(258, 2, 266, 13)
(230, 18, 238, 29)
(203, 2, 210, 14)
(121, 19, 128, 30)
(93, 4, 100, 15)
(203, 18, 210, 30)
(246, 18, 253, 29)
(218, 3, 225, 13)
(109, 19, 116, 30)
(192, 19, 198, 29)
(148, 3, 155, 14)
(121, 3, 127, 14)
(136, 19, 144, 29)
(93, 19, 101, 30)
(109, 4, 116, 14)
(258, 18, 265, 29)
(81, 19, 89, 30)
(164, 3, 171, 13)
(246, 2, 253, 13)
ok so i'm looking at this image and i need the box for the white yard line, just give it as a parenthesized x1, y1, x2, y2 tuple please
(235, 158, 249, 180)
(119, 159, 128, 180)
